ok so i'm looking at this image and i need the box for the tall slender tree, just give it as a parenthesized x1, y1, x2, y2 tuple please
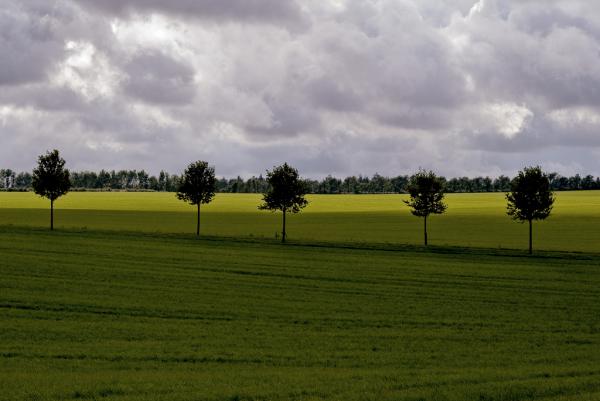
(404, 170, 447, 246)
(176, 161, 216, 236)
(506, 166, 555, 254)
(31, 150, 71, 230)
(259, 163, 309, 243)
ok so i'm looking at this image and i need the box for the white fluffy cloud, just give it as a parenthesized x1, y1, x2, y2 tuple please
(1, 0, 600, 177)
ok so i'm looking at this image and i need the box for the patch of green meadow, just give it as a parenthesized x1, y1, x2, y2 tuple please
(1, 227, 600, 400)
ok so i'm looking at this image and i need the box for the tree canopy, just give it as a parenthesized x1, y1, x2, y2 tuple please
(506, 166, 554, 222)
(404, 170, 447, 218)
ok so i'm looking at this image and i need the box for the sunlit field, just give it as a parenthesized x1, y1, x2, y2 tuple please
(1, 191, 600, 251)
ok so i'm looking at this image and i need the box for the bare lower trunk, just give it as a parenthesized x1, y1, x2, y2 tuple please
(282, 209, 286, 243)
(424, 215, 428, 246)
(528, 219, 532, 255)
(196, 203, 200, 236)
(50, 199, 54, 231)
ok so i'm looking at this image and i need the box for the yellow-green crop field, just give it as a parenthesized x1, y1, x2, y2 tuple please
(1, 191, 600, 252)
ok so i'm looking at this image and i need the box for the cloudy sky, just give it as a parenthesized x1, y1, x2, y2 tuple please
(1, 0, 600, 178)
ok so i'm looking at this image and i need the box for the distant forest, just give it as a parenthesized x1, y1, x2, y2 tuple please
(2, 168, 600, 194)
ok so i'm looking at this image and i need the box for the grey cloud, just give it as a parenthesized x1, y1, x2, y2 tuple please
(456, 1, 600, 109)
(245, 93, 321, 137)
(123, 51, 196, 105)
(0, 3, 66, 85)
(509, 5, 591, 37)
(70, 0, 307, 29)
(3, 0, 600, 178)
(373, 106, 455, 131)
(73, 99, 184, 146)
(224, 0, 468, 135)
(312, 1, 468, 127)
(413, 0, 479, 27)
(0, 1, 117, 87)
(305, 78, 363, 112)
(0, 85, 86, 111)
(461, 110, 600, 154)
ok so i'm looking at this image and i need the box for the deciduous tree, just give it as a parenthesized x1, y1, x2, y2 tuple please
(32, 150, 71, 230)
(259, 163, 308, 243)
(506, 166, 555, 254)
(176, 161, 216, 236)
(404, 170, 447, 246)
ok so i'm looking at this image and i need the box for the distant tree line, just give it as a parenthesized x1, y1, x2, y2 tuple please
(0, 169, 180, 191)
(2, 168, 600, 193)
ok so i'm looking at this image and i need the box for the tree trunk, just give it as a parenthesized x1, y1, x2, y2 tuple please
(282, 208, 286, 243)
(424, 215, 428, 246)
(528, 219, 532, 255)
(50, 199, 54, 231)
(196, 203, 200, 236)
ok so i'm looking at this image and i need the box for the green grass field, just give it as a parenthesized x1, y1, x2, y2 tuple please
(2, 191, 600, 251)
(2, 192, 600, 400)
(2, 227, 600, 401)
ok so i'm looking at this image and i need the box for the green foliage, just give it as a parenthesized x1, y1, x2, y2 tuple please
(259, 163, 309, 214)
(2, 227, 600, 400)
(404, 170, 447, 218)
(176, 161, 216, 206)
(31, 150, 71, 202)
(507, 166, 555, 222)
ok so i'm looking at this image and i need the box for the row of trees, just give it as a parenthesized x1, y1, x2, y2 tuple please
(30, 150, 554, 254)
(398, 168, 553, 254)
(2, 167, 598, 193)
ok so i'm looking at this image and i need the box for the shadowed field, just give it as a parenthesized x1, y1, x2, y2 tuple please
(1, 191, 600, 251)
(1, 227, 600, 400)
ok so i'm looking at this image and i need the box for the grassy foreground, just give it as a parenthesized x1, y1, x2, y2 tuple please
(2, 227, 600, 400)
(2, 191, 600, 251)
